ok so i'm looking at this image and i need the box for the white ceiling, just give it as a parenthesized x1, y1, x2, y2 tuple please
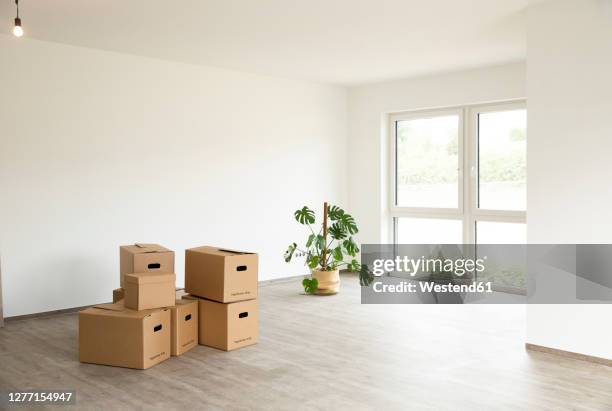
(0, 0, 527, 86)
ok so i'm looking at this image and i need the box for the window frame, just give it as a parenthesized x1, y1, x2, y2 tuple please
(389, 107, 464, 217)
(389, 100, 526, 245)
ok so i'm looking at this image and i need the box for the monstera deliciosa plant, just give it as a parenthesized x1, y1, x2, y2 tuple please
(284, 202, 373, 295)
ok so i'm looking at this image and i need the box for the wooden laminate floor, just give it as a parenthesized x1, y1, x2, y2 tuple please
(1, 275, 611, 411)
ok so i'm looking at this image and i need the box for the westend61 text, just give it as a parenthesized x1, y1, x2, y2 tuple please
(373, 281, 493, 294)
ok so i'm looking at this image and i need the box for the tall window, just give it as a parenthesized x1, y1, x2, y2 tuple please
(390, 101, 526, 245)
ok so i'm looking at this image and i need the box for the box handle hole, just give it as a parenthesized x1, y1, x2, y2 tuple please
(239, 312, 248, 318)
(148, 263, 161, 269)
(154, 324, 163, 332)
(237, 265, 247, 272)
(185, 314, 192, 321)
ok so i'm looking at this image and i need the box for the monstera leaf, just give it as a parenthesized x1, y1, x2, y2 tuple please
(339, 213, 358, 235)
(315, 235, 325, 251)
(284, 242, 297, 262)
(359, 265, 375, 287)
(347, 259, 360, 272)
(333, 245, 343, 262)
(305, 234, 316, 248)
(343, 237, 359, 257)
(302, 278, 318, 294)
(327, 205, 345, 221)
(294, 206, 315, 225)
(306, 254, 320, 269)
(329, 223, 347, 240)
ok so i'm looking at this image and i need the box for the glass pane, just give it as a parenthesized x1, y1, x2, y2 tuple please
(396, 217, 463, 244)
(476, 221, 527, 290)
(476, 221, 526, 244)
(396, 115, 459, 208)
(478, 109, 526, 210)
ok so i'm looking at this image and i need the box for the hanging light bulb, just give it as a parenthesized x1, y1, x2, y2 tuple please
(14, 18, 23, 37)
(13, 0, 23, 37)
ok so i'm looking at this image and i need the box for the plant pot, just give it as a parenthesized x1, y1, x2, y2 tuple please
(312, 269, 340, 295)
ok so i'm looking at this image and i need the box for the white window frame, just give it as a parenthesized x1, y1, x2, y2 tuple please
(389, 100, 526, 245)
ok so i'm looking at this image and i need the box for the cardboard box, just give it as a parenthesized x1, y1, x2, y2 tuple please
(170, 299, 198, 356)
(124, 273, 176, 311)
(175, 288, 188, 299)
(120, 243, 174, 287)
(79, 302, 170, 369)
(184, 295, 258, 351)
(185, 246, 258, 303)
(112, 287, 124, 303)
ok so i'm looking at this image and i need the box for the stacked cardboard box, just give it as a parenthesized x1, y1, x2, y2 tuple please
(79, 244, 198, 369)
(184, 246, 259, 351)
(79, 302, 172, 369)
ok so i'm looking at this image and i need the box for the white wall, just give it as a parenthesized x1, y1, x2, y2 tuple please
(0, 35, 348, 317)
(526, 0, 612, 359)
(347, 63, 526, 244)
